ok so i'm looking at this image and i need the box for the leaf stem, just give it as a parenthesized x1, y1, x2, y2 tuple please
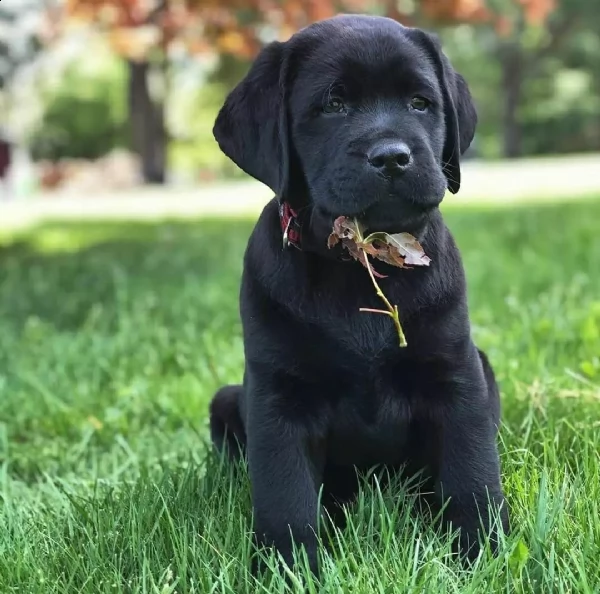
(361, 252, 408, 348)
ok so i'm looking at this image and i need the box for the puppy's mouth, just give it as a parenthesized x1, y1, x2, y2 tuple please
(362, 206, 433, 235)
(319, 200, 438, 236)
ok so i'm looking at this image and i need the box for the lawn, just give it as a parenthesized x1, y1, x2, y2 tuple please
(1, 197, 600, 593)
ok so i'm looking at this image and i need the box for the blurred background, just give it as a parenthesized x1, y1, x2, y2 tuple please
(0, 0, 599, 219)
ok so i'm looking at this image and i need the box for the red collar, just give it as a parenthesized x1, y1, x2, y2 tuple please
(279, 201, 302, 249)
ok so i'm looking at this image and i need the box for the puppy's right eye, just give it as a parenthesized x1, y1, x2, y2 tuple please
(410, 96, 431, 112)
(323, 97, 346, 114)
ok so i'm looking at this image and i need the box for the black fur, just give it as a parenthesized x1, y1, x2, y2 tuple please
(211, 14, 508, 575)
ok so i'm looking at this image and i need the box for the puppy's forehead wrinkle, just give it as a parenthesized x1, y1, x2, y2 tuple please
(300, 20, 432, 64)
(300, 49, 439, 104)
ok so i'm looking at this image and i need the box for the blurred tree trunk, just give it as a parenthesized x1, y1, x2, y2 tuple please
(128, 60, 166, 184)
(497, 10, 580, 159)
(500, 43, 523, 159)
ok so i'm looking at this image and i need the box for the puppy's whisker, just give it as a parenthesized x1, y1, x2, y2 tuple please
(445, 171, 459, 185)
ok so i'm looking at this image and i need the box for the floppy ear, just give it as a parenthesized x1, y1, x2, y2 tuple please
(408, 29, 477, 194)
(442, 69, 477, 194)
(213, 41, 290, 197)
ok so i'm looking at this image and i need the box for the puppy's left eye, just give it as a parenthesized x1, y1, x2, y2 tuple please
(323, 97, 346, 114)
(410, 96, 431, 111)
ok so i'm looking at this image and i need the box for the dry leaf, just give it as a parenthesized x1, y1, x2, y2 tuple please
(328, 217, 387, 277)
(327, 216, 360, 247)
(367, 232, 432, 267)
(327, 217, 431, 271)
(327, 216, 432, 347)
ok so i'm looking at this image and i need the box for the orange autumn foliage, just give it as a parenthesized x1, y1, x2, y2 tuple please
(63, 0, 558, 60)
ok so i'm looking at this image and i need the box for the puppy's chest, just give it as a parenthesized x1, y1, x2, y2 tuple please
(315, 294, 404, 361)
(327, 378, 412, 467)
(303, 268, 418, 360)
(344, 308, 400, 355)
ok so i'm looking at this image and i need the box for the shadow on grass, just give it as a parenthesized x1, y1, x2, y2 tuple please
(0, 219, 253, 333)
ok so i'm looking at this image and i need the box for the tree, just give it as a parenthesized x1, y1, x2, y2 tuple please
(420, 0, 587, 158)
(28, 60, 129, 163)
(58, 0, 582, 175)
(59, 0, 502, 183)
(63, 0, 173, 183)
(486, 1, 581, 158)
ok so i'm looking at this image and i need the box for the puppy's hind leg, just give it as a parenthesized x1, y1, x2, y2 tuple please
(477, 348, 501, 430)
(209, 385, 247, 460)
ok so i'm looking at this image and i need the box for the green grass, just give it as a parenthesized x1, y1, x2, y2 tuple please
(1, 197, 600, 593)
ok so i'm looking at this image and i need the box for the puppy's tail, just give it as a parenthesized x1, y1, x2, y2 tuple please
(209, 385, 247, 459)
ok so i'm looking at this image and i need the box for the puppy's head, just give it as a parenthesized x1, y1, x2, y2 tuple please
(214, 15, 476, 232)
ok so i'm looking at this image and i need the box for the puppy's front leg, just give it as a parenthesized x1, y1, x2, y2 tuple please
(246, 382, 324, 574)
(430, 368, 509, 560)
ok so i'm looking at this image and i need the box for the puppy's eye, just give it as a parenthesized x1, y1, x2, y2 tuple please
(410, 96, 431, 111)
(323, 97, 346, 114)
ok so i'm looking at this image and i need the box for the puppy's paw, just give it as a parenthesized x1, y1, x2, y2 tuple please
(251, 534, 320, 582)
(445, 494, 509, 563)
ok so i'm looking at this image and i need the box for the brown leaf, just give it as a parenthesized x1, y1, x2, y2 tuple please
(342, 239, 387, 278)
(330, 216, 360, 241)
(327, 216, 431, 271)
(328, 217, 387, 277)
(381, 232, 432, 267)
(370, 241, 408, 268)
(327, 216, 418, 347)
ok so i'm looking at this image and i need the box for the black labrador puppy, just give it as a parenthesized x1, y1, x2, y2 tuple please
(210, 14, 509, 574)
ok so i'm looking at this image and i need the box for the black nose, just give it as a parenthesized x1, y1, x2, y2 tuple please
(367, 142, 412, 175)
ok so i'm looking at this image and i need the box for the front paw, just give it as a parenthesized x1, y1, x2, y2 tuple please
(251, 529, 320, 579)
(445, 493, 509, 562)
